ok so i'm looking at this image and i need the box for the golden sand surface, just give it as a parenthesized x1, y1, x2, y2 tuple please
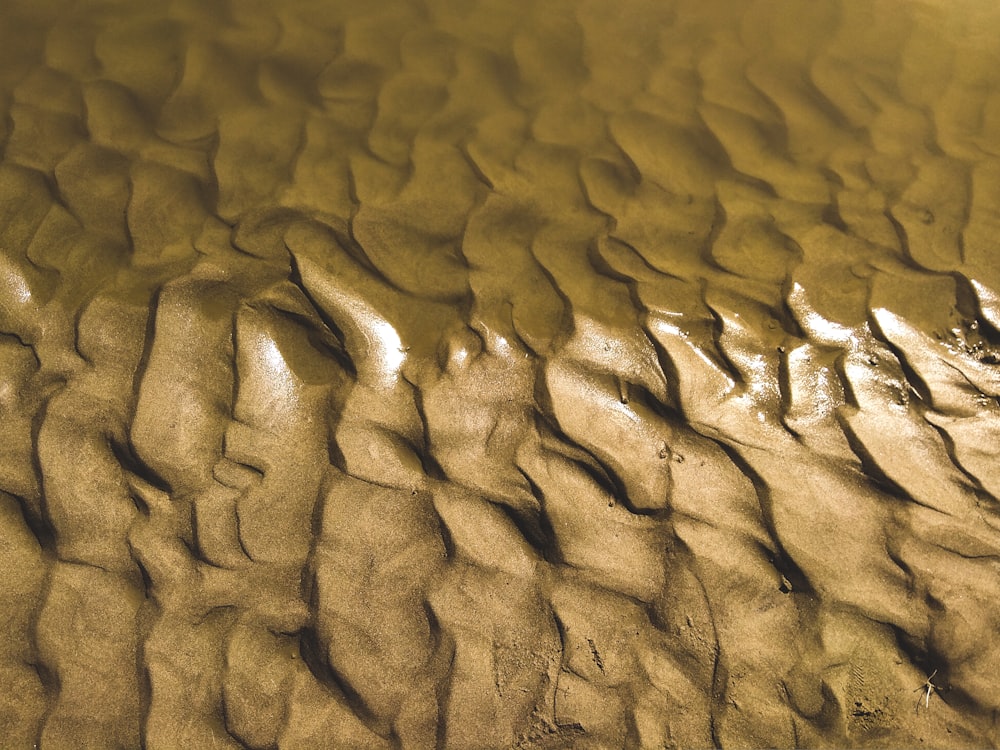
(2, 0, 1000, 747)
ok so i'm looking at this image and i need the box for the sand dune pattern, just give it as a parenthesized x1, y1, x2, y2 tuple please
(2, 0, 1000, 747)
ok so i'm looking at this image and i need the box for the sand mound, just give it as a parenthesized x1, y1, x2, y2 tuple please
(2, 0, 1000, 747)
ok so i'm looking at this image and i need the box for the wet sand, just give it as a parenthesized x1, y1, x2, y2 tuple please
(2, 0, 1000, 747)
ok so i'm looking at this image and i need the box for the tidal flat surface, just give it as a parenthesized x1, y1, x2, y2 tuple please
(2, 0, 1000, 747)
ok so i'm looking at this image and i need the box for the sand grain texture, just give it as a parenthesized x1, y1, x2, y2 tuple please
(2, 0, 1000, 747)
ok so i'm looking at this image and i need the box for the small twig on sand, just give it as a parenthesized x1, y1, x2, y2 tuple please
(914, 669, 939, 711)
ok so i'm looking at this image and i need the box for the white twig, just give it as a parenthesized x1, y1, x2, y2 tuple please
(914, 669, 939, 711)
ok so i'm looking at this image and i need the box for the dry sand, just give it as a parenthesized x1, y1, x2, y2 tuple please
(2, 0, 1000, 747)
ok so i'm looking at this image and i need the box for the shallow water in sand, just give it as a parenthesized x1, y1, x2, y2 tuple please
(3, 0, 1000, 747)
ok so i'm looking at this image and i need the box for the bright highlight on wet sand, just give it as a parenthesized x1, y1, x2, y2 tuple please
(1, 0, 1000, 747)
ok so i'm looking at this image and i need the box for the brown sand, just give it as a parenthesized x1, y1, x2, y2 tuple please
(2, 0, 1000, 747)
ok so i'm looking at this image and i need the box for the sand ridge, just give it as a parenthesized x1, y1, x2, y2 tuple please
(1, 0, 1000, 747)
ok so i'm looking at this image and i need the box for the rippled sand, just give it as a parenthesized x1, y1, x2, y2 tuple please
(2, 0, 1000, 747)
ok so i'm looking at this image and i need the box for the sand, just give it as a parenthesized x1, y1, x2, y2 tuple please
(1, 0, 1000, 747)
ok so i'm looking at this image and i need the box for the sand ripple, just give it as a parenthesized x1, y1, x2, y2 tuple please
(2, 0, 1000, 747)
